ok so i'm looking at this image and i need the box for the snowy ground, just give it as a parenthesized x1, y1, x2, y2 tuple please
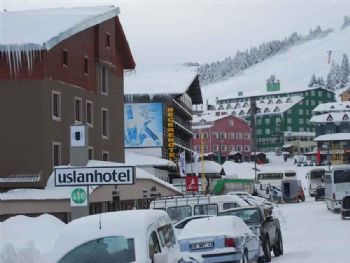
(273, 199, 350, 263)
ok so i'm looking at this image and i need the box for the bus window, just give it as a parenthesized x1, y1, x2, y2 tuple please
(334, 170, 350, 184)
(310, 170, 324, 179)
(324, 173, 332, 184)
(194, 204, 218, 216)
(285, 172, 296, 177)
(167, 206, 191, 221)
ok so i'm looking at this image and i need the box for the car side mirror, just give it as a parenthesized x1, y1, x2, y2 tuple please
(154, 252, 168, 263)
(265, 215, 273, 222)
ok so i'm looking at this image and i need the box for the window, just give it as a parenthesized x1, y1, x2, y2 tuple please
(101, 66, 109, 95)
(194, 204, 218, 215)
(306, 109, 309, 115)
(287, 109, 292, 114)
(257, 129, 262, 135)
(318, 90, 322, 97)
(228, 120, 234, 126)
(149, 232, 161, 261)
(244, 133, 250, 140)
(219, 132, 226, 139)
(83, 56, 89, 74)
(305, 100, 309, 106)
(102, 108, 109, 138)
(86, 101, 93, 126)
(299, 127, 304, 132)
(212, 132, 218, 139)
(228, 132, 235, 139)
(105, 32, 111, 48)
(102, 151, 109, 161)
(311, 100, 315, 106)
(201, 132, 208, 139)
(299, 119, 304, 124)
(287, 118, 292, 124)
(52, 142, 61, 167)
(88, 147, 94, 160)
(229, 145, 235, 151)
(221, 145, 227, 152)
(265, 118, 270, 124)
(203, 145, 209, 152)
(62, 49, 68, 66)
(244, 145, 250, 152)
(311, 90, 315, 96)
(236, 145, 243, 151)
(167, 206, 191, 221)
(74, 97, 82, 123)
(223, 203, 238, 210)
(236, 133, 243, 139)
(265, 128, 270, 135)
(157, 224, 176, 248)
(52, 91, 61, 120)
(299, 109, 303, 115)
(213, 145, 219, 151)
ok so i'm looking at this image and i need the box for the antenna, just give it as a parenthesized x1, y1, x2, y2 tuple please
(99, 213, 102, 229)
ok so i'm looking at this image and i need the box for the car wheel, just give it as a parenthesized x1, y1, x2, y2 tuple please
(273, 231, 283, 257)
(263, 237, 272, 262)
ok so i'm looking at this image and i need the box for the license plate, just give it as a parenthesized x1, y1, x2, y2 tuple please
(190, 242, 214, 250)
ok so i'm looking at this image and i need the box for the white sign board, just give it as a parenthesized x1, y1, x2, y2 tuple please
(55, 166, 135, 187)
(70, 125, 86, 147)
(70, 188, 88, 207)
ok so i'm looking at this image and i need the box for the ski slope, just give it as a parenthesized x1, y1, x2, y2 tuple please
(202, 26, 350, 102)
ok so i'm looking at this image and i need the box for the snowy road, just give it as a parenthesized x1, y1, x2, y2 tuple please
(273, 199, 350, 263)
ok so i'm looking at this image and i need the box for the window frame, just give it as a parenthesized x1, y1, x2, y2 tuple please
(101, 108, 109, 139)
(52, 141, 62, 167)
(101, 66, 109, 95)
(74, 97, 83, 123)
(102, 151, 109, 161)
(52, 90, 61, 121)
(88, 146, 94, 160)
(83, 56, 89, 75)
(105, 32, 111, 48)
(86, 100, 94, 127)
(62, 49, 68, 67)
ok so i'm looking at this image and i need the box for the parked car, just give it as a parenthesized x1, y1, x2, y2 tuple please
(314, 186, 325, 201)
(219, 206, 283, 262)
(173, 215, 214, 237)
(341, 196, 350, 220)
(178, 216, 262, 263)
(50, 210, 180, 263)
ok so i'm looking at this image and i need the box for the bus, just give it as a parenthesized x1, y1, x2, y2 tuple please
(325, 167, 350, 212)
(306, 168, 325, 196)
(255, 169, 297, 198)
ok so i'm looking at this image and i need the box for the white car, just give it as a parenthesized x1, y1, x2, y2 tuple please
(50, 210, 180, 263)
(178, 216, 262, 263)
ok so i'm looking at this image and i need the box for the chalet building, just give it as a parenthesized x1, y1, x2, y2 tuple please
(311, 101, 350, 164)
(124, 67, 203, 182)
(213, 86, 335, 152)
(0, 7, 135, 191)
(192, 113, 252, 163)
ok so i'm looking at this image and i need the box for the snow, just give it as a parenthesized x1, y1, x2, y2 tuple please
(178, 215, 251, 240)
(186, 160, 222, 175)
(124, 65, 198, 96)
(0, 160, 181, 200)
(312, 101, 350, 113)
(310, 112, 350, 123)
(222, 161, 257, 180)
(0, 214, 65, 263)
(202, 26, 350, 102)
(125, 151, 176, 167)
(314, 133, 350, 141)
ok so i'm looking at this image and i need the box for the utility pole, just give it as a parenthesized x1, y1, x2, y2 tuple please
(250, 97, 258, 181)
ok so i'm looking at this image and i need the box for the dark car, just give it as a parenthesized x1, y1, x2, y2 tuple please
(218, 206, 283, 262)
(341, 196, 350, 220)
(315, 186, 325, 201)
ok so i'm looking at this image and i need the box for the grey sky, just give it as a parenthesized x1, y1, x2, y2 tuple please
(2, 0, 350, 67)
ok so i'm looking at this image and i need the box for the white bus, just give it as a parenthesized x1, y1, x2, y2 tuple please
(149, 195, 249, 222)
(255, 169, 296, 198)
(325, 167, 350, 212)
(306, 168, 325, 196)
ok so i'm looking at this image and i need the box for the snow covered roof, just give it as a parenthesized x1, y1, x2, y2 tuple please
(124, 66, 203, 104)
(312, 101, 350, 113)
(186, 160, 222, 174)
(314, 133, 350, 142)
(0, 160, 181, 200)
(222, 161, 257, 180)
(0, 6, 119, 51)
(311, 112, 350, 123)
(125, 151, 176, 167)
(211, 96, 303, 117)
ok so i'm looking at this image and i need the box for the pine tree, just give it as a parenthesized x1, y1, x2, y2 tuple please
(340, 54, 350, 88)
(317, 77, 326, 88)
(309, 74, 317, 87)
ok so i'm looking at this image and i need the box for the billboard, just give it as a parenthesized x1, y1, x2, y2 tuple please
(124, 103, 163, 148)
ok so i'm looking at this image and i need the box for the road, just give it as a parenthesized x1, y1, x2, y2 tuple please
(272, 198, 350, 263)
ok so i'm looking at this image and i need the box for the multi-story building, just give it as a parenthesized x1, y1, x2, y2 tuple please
(212, 86, 335, 152)
(191, 112, 252, 162)
(311, 101, 350, 164)
(0, 7, 135, 191)
(124, 68, 203, 182)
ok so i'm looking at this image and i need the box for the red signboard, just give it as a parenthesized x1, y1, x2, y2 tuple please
(186, 176, 198, 192)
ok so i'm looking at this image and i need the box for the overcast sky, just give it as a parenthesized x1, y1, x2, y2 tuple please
(2, 0, 350, 67)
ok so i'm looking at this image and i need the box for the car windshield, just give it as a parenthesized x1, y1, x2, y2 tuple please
(58, 236, 136, 263)
(219, 208, 261, 225)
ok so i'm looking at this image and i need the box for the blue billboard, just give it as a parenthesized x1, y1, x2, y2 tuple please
(124, 103, 163, 148)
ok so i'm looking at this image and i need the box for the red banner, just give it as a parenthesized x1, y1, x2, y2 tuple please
(186, 176, 198, 192)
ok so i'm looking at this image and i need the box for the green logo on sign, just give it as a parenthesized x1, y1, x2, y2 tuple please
(71, 188, 87, 204)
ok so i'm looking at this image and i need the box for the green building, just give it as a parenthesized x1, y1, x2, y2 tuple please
(214, 87, 335, 152)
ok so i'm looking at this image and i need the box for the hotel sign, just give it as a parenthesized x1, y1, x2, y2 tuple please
(54, 166, 135, 187)
(167, 107, 175, 161)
